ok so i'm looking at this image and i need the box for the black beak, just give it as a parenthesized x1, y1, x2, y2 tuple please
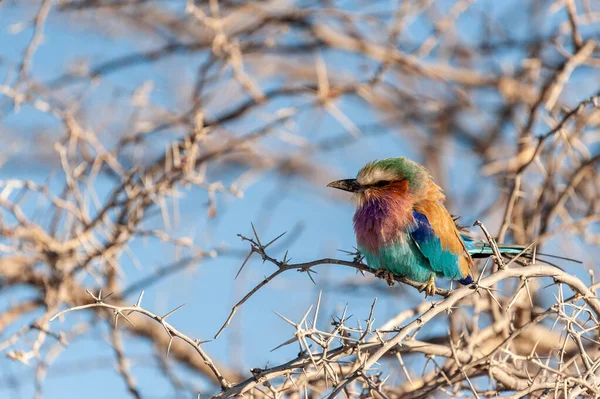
(327, 179, 361, 193)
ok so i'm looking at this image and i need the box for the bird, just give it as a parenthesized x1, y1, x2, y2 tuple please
(327, 157, 531, 296)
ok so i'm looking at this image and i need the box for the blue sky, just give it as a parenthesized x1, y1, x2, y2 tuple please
(1, 1, 598, 398)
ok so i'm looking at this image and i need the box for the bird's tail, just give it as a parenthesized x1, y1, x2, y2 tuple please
(464, 237, 527, 258)
(461, 234, 581, 264)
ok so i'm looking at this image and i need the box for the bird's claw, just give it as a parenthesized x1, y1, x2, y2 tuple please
(418, 276, 437, 297)
(374, 269, 396, 286)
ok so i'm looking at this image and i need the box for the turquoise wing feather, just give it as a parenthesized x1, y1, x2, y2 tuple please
(409, 211, 466, 281)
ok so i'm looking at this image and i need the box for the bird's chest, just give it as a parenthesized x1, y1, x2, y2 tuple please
(353, 199, 413, 252)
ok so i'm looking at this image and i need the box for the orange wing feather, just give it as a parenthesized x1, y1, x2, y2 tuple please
(413, 181, 474, 278)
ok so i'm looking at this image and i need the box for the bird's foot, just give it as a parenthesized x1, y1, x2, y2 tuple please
(374, 269, 396, 286)
(418, 276, 437, 297)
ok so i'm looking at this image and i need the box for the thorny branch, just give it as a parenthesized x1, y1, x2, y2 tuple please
(50, 290, 231, 389)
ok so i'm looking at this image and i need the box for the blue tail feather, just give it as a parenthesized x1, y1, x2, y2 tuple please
(460, 234, 580, 263)
(458, 275, 473, 285)
(461, 233, 525, 257)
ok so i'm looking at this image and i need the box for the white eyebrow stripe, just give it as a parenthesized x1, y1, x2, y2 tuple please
(357, 169, 397, 185)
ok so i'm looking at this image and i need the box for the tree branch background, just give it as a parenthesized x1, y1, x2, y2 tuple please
(0, 0, 599, 398)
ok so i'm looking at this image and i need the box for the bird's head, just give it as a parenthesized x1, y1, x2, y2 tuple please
(327, 157, 431, 202)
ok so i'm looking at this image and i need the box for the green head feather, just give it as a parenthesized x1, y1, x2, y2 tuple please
(356, 157, 430, 193)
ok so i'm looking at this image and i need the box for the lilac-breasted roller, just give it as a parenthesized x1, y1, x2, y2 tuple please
(327, 157, 529, 296)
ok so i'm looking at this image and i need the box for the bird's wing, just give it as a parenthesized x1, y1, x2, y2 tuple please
(410, 203, 473, 283)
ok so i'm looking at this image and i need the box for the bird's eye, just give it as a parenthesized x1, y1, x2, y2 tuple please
(373, 180, 390, 187)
